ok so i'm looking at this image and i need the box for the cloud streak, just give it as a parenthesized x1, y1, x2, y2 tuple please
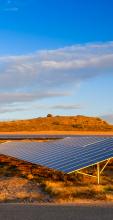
(0, 103, 82, 114)
(0, 91, 69, 105)
(3, 7, 19, 11)
(0, 41, 113, 111)
(51, 104, 82, 110)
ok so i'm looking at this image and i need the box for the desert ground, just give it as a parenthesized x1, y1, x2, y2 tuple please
(1, 138, 113, 204)
(0, 130, 113, 135)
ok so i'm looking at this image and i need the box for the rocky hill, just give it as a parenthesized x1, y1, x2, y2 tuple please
(0, 115, 113, 132)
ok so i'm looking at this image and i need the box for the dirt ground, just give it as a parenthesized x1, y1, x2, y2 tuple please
(0, 153, 113, 203)
(0, 131, 113, 135)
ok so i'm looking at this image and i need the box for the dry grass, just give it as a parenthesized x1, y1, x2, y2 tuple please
(0, 154, 113, 203)
(42, 181, 107, 202)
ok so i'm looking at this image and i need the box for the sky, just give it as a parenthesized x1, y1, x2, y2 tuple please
(0, 0, 113, 123)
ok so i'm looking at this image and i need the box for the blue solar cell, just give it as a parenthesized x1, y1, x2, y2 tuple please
(0, 136, 113, 174)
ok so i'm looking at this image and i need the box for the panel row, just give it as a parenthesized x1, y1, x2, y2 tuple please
(0, 134, 112, 140)
(0, 137, 113, 174)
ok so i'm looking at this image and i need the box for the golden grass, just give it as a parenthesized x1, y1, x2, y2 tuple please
(42, 180, 107, 202)
(0, 154, 113, 203)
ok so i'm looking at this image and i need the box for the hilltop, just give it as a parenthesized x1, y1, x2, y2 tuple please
(0, 115, 113, 132)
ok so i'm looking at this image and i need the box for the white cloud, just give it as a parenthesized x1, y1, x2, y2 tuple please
(0, 103, 82, 114)
(0, 91, 69, 105)
(51, 104, 82, 110)
(0, 41, 113, 108)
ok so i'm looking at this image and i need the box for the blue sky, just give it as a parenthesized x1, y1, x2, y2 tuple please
(0, 0, 113, 123)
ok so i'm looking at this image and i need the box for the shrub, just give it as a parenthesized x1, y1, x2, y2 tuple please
(47, 114, 53, 117)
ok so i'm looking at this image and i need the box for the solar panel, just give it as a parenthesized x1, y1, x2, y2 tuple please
(0, 136, 113, 174)
(0, 134, 112, 140)
(0, 134, 67, 140)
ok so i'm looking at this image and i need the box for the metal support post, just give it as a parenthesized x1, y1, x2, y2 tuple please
(97, 163, 100, 184)
(100, 159, 110, 174)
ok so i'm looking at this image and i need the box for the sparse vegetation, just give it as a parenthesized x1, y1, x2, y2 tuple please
(0, 154, 113, 203)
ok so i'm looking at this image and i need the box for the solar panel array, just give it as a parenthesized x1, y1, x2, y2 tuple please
(0, 134, 67, 140)
(0, 136, 113, 173)
(0, 134, 112, 140)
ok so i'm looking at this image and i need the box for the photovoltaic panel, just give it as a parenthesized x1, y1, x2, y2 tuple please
(0, 134, 112, 140)
(0, 136, 113, 174)
(0, 134, 67, 140)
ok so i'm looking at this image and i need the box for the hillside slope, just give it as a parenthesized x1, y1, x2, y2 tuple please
(0, 115, 113, 132)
